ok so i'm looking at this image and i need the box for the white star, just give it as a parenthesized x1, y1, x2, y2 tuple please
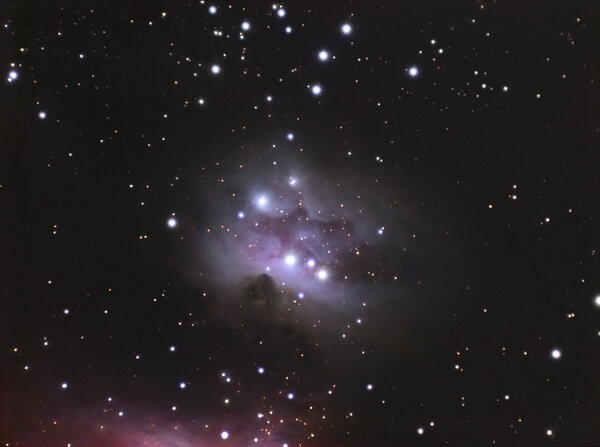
(341, 23, 352, 35)
(311, 84, 322, 95)
(408, 66, 419, 77)
(318, 50, 329, 61)
(256, 195, 268, 208)
(211, 64, 221, 74)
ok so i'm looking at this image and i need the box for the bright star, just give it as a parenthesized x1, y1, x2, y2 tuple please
(408, 66, 419, 77)
(221, 431, 229, 440)
(257, 367, 265, 374)
(318, 50, 329, 61)
(241, 21, 251, 31)
(167, 217, 177, 228)
(317, 269, 328, 280)
(61, 382, 68, 389)
(277, 8, 286, 17)
(288, 177, 297, 186)
(306, 259, 316, 268)
(285, 26, 292, 34)
(208, 5, 217, 14)
(284, 254, 297, 266)
(366, 383, 373, 390)
(256, 195, 268, 208)
(237, 211, 245, 219)
(551, 349, 561, 359)
(179, 382, 187, 389)
(311, 84, 322, 95)
(287, 132, 294, 141)
(38, 111, 47, 119)
(287, 392, 294, 399)
(8, 70, 18, 81)
(595, 295, 600, 306)
(211, 64, 221, 74)
(341, 23, 352, 34)
(297, 292, 305, 299)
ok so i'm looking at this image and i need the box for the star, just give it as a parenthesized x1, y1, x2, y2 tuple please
(341, 23, 352, 35)
(256, 195, 268, 208)
(408, 66, 419, 77)
(311, 84, 322, 95)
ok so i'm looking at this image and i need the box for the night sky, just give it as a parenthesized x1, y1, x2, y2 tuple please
(2, 1, 600, 446)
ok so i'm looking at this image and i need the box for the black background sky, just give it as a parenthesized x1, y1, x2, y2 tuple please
(2, 1, 600, 446)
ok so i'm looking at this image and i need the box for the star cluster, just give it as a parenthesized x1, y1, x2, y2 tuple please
(2, 1, 599, 446)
